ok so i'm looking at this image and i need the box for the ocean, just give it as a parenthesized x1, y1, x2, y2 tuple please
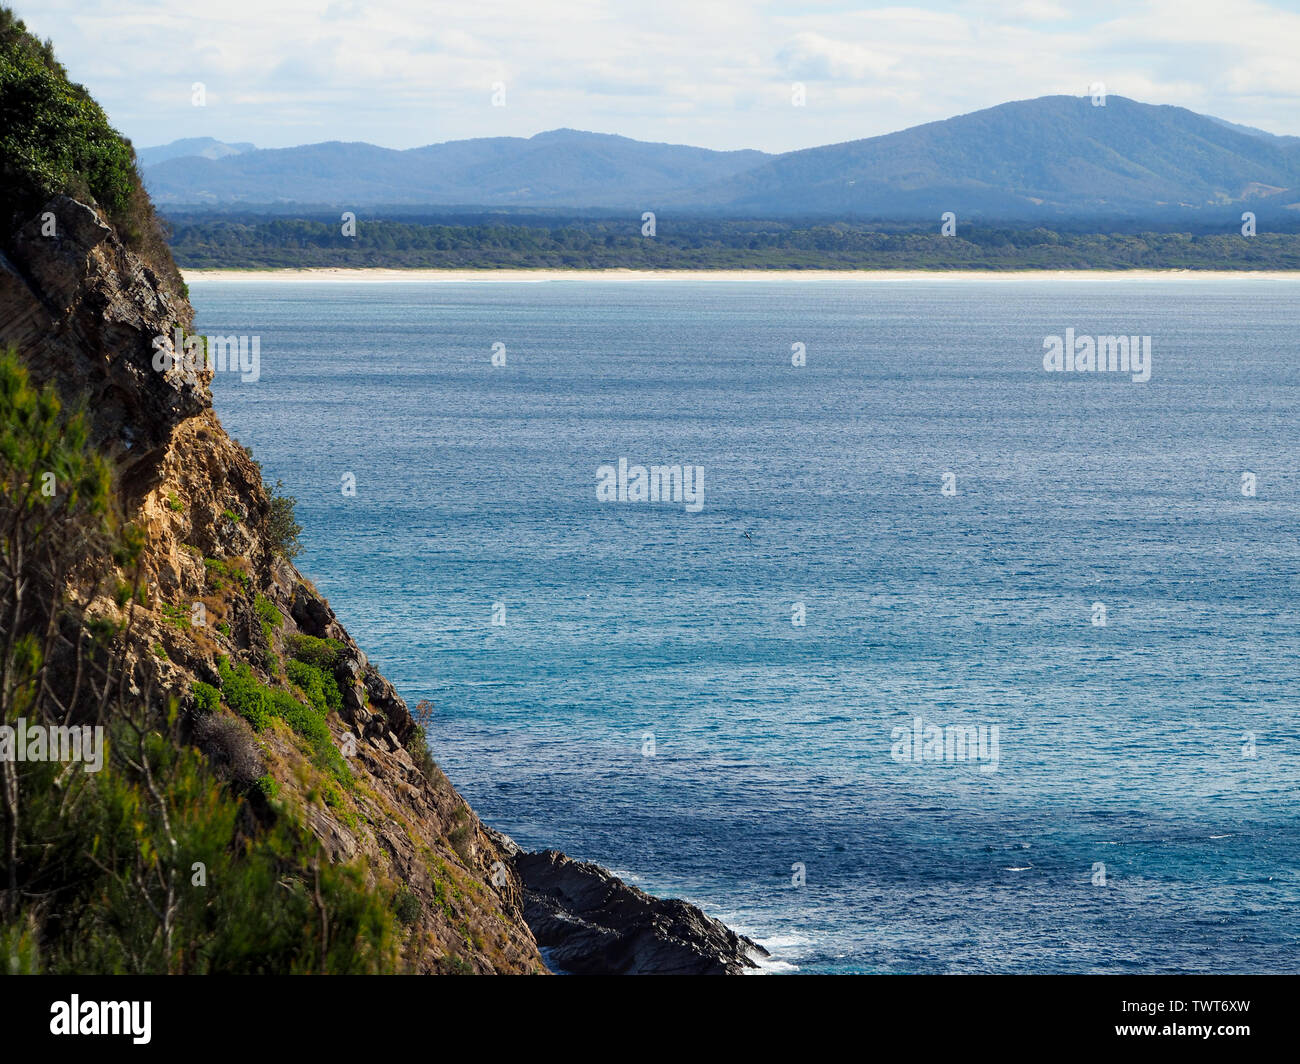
(195, 276, 1300, 973)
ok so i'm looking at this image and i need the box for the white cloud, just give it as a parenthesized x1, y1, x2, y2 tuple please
(778, 33, 900, 81)
(13, 0, 1300, 152)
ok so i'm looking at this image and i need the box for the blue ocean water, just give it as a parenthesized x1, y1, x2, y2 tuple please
(195, 277, 1300, 973)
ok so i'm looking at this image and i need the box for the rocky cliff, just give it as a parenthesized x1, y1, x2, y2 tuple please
(1, 193, 545, 972)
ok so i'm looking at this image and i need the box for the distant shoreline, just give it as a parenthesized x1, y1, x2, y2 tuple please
(184, 267, 1300, 283)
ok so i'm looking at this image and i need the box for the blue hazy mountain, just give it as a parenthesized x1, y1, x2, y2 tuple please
(136, 137, 256, 166)
(687, 96, 1300, 218)
(1204, 115, 1300, 147)
(143, 129, 770, 209)
(142, 96, 1300, 219)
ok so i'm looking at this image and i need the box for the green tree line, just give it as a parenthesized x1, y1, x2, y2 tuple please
(165, 215, 1300, 270)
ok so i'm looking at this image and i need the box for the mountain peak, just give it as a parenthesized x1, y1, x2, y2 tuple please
(136, 137, 257, 166)
(137, 94, 1299, 218)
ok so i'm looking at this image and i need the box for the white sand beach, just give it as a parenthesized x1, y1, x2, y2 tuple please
(182, 267, 1300, 283)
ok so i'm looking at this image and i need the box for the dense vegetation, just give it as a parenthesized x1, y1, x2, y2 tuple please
(0, 10, 132, 214)
(0, 347, 398, 973)
(166, 214, 1300, 270)
(0, 7, 182, 294)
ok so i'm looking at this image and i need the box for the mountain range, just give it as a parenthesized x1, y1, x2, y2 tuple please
(142, 95, 1300, 220)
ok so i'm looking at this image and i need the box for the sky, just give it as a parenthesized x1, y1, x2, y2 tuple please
(17, 0, 1300, 154)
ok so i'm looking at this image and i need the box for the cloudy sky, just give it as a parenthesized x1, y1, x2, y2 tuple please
(18, 0, 1300, 153)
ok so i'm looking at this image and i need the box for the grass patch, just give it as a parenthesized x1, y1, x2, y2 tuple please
(254, 594, 282, 629)
(254, 594, 283, 667)
(160, 602, 191, 630)
(204, 557, 250, 594)
(218, 658, 273, 731)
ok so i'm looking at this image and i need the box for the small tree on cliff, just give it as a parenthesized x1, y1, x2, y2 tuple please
(266, 478, 303, 561)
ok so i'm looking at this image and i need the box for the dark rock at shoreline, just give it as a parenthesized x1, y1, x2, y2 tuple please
(493, 836, 768, 975)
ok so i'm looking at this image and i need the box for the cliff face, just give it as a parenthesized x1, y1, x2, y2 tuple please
(0, 195, 546, 973)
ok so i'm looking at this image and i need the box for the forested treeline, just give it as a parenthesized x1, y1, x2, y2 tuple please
(164, 214, 1300, 270)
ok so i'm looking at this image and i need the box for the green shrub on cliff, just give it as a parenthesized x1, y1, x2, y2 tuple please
(191, 680, 220, 715)
(288, 657, 343, 716)
(203, 556, 250, 593)
(218, 657, 273, 731)
(393, 885, 422, 927)
(406, 725, 438, 782)
(254, 592, 283, 665)
(286, 631, 346, 671)
(254, 593, 283, 629)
